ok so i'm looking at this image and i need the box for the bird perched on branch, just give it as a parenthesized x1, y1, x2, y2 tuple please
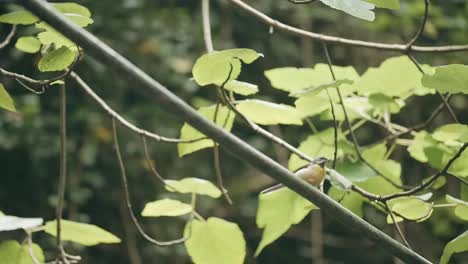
(261, 156, 329, 194)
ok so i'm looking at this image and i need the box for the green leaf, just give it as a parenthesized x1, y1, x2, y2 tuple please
(178, 105, 235, 157)
(295, 94, 332, 118)
(223, 80, 259, 96)
(391, 196, 433, 221)
(53, 3, 92, 17)
(354, 56, 434, 97)
(141, 199, 192, 217)
(433, 124, 468, 144)
(440, 230, 468, 264)
(38, 46, 76, 72)
(365, 0, 400, 9)
(319, 96, 372, 122)
(0, 215, 43, 231)
(15, 36, 41, 54)
(335, 161, 376, 182)
(265, 64, 359, 93)
(255, 188, 317, 256)
(0, 240, 45, 264)
(446, 195, 468, 221)
(290, 79, 354, 98)
(421, 64, 468, 94)
(192, 49, 262, 86)
(236, 99, 302, 125)
(288, 128, 350, 171)
(448, 148, 468, 178)
(320, 0, 375, 21)
(0, 83, 16, 112)
(165, 178, 222, 198)
(44, 219, 121, 246)
(184, 217, 246, 264)
(36, 29, 75, 48)
(368, 93, 405, 114)
(0, 11, 39, 25)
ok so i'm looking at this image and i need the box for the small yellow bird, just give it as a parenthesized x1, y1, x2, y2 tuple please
(261, 157, 329, 194)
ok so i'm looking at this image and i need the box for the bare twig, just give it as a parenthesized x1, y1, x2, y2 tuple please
(228, 0, 468, 53)
(325, 88, 338, 169)
(201, 0, 214, 53)
(141, 135, 167, 185)
(112, 118, 187, 246)
(0, 25, 16, 49)
(405, 0, 430, 51)
(406, 54, 459, 123)
(26, 230, 42, 264)
(385, 202, 411, 249)
(56, 83, 69, 264)
(70, 72, 204, 144)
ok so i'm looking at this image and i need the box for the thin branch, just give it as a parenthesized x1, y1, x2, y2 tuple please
(70, 72, 204, 144)
(26, 230, 41, 264)
(444, 172, 468, 186)
(112, 118, 187, 246)
(385, 202, 411, 249)
(141, 135, 167, 185)
(406, 54, 459, 123)
(56, 83, 69, 264)
(381, 143, 468, 202)
(321, 42, 407, 189)
(201, 0, 214, 53)
(212, 102, 233, 204)
(228, 0, 468, 53)
(405, 0, 430, 50)
(325, 88, 338, 169)
(0, 51, 80, 93)
(0, 25, 16, 49)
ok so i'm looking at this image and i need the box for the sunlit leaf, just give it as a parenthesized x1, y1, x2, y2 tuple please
(368, 93, 405, 114)
(391, 196, 433, 221)
(0, 11, 39, 25)
(290, 79, 354, 98)
(141, 199, 192, 218)
(0, 215, 43, 231)
(184, 217, 246, 264)
(320, 0, 375, 21)
(192, 49, 262, 86)
(223, 80, 259, 96)
(446, 195, 468, 221)
(0, 83, 16, 112)
(329, 188, 365, 217)
(421, 64, 468, 94)
(15, 36, 41, 54)
(178, 105, 235, 157)
(0, 240, 44, 264)
(365, 0, 399, 9)
(354, 56, 434, 97)
(165, 178, 221, 198)
(53, 3, 92, 17)
(432, 124, 468, 144)
(38, 46, 76, 72)
(265, 64, 359, 93)
(440, 230, 468, 264)
(255, 188, 317, 256)
(44, 219, 121, 246)
(236, 99, 302, 125)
